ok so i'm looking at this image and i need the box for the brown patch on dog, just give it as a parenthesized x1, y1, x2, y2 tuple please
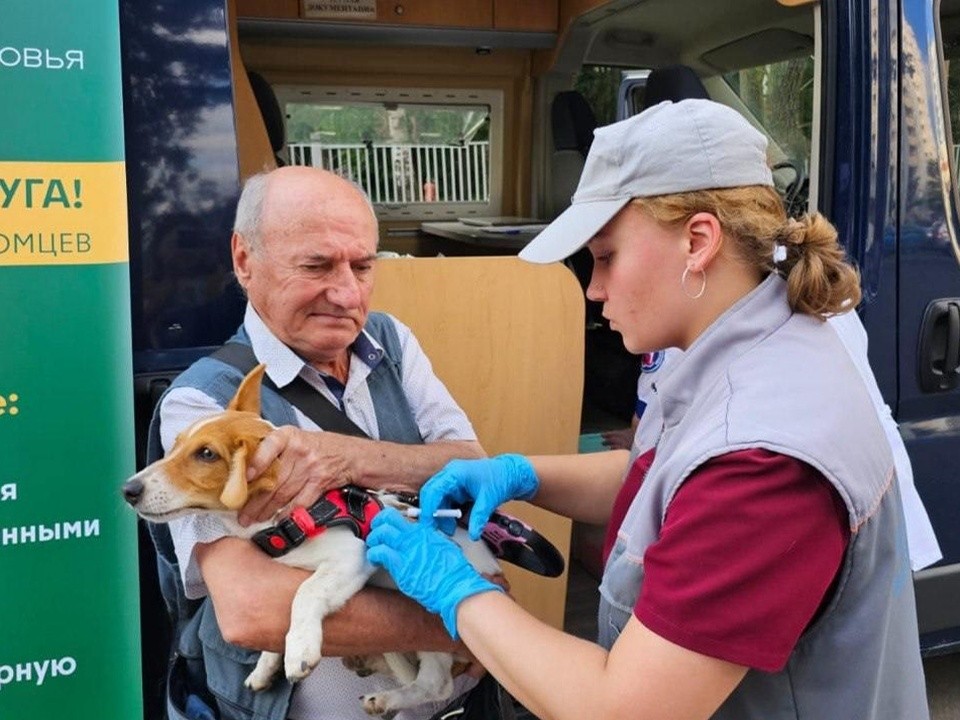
(157, 364, 279, 509)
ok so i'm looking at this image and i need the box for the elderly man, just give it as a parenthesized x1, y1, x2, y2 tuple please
(148, 166, 486, 720)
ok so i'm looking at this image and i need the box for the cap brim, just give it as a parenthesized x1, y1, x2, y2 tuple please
(519, 198, 630, 264)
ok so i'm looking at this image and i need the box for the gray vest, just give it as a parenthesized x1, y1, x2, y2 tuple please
(598, 276, 929, 720)
(146, 312, 423, 720)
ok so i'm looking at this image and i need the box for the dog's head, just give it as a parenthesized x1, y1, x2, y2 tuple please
(122, 364, 279, 522)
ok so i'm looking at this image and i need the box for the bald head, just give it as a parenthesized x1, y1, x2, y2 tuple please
(233, 167, 377, 253)
(230, 166, 381, 369)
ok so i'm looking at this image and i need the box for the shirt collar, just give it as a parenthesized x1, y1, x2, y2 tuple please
(243, 304, 385, 389)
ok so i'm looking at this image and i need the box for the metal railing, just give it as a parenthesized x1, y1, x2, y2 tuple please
(289, 141, 490, 204)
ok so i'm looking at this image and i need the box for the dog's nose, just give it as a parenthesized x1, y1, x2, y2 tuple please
(122, 479, 144, 505)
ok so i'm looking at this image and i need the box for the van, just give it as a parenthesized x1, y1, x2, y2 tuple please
(4, 0, 960, 717)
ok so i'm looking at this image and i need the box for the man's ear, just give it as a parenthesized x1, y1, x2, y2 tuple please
(232, 232, 252, 288)
(228, 364, 266, 414)
(684, 212, 724, 272)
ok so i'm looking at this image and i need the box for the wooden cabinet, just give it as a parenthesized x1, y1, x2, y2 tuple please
(375, 0, 491, 27)
(237, 0, 558, 32)
(494, 0, 558, 31)
(236, 0, 299, 19)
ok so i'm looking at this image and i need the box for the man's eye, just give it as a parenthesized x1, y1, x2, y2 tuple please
(594, 253, 613, 265)
(194, 446, 219, 462)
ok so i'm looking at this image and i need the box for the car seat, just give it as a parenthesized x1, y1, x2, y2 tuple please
(247, 70, 287, 167)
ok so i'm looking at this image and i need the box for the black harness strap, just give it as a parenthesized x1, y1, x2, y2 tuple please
(252, 486, 384, 557)
(209, 341, 369, 439)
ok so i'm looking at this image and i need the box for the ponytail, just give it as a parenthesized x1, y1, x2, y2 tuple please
(633, 186, 860, 319)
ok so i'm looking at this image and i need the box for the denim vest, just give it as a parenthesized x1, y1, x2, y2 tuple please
(598, 277, 929, 720)
(145, 312, 423, 720)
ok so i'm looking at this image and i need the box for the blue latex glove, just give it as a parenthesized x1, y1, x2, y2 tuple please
(418, 454, 539, 540)
(366, 507, 503, 638)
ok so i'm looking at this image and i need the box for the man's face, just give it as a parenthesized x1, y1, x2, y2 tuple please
(234, 173, 379, 367)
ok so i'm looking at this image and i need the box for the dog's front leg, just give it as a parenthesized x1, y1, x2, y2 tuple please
(283, 534, 374, 683)
(245, 651, 283, 691)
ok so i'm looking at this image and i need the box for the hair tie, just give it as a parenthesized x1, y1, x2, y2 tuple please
(772, 244, 788, 264)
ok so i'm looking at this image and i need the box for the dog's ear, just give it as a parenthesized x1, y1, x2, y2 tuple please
(228, 364, 267, 415)
(220, 444, 251, 510)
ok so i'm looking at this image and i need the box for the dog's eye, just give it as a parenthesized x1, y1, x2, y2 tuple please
(194, 446, 220, 462)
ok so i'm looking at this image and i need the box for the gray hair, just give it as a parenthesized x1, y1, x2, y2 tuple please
(233, 170, 377, 253)
(233, 172, 270, 251)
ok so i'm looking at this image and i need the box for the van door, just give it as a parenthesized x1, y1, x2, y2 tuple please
(897, 0, 960, 649)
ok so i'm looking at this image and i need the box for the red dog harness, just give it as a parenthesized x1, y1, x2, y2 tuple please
(252, 485, 383, 558)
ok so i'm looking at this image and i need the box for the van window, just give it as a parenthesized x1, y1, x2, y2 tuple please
(940, 0, 960, 173)
(278, 86, 503, 221)
(573, 65, 624, 125)
(722, 57, 814, 174)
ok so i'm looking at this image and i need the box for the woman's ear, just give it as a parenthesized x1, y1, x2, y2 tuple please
(684, 212, 724, 271)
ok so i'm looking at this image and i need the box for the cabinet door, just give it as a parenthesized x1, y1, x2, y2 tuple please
(377, 0, 492, 28)
(236, 0, 299, 18)
(494, 0, 557, 31)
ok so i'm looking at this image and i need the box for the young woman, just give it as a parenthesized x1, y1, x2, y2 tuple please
(365, 100, 930, 720)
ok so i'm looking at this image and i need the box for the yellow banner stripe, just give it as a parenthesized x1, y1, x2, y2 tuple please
(0, 161, 128, 266)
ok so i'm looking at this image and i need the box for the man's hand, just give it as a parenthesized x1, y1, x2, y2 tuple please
(601, 427, 636, 451)
(239, 426, 360, 524)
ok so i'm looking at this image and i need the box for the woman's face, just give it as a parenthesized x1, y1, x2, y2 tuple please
(585, 204, 690, 354)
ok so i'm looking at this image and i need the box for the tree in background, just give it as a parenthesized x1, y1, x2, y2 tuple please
(574, 65, 621, 126)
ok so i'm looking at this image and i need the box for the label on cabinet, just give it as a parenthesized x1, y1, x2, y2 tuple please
(302, 0, 376, 19)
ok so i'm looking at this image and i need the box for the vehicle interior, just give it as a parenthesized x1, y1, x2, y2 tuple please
(219, 0, 819, 618)
(224, 0, 817, 450)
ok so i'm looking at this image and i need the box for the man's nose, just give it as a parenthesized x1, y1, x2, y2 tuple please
(327, 264, 362, 307)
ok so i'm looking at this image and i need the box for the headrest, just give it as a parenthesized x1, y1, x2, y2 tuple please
(550, 91, 598, 155)
(642, 65, 710, 109)
(247, 70, 285, 154)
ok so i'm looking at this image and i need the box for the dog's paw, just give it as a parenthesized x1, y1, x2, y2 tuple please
(361, 693, 397, 718)
(245, 651, 282, 692)
(245, 667, 275, 692)
(284, 635, 323, 683)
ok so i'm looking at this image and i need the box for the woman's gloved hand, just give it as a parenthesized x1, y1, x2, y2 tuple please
(366, 507, 503, 638)
(418, 454, 539, 539)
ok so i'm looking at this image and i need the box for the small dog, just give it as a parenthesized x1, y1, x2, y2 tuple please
(122, 364, 501, 717)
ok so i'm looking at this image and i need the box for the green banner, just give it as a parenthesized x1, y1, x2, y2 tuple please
(0, 2, 142, 719)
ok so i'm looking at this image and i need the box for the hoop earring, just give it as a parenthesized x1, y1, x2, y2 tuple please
(681, 266, 706, 299)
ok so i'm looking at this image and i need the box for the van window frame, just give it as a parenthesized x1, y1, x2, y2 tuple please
(275, 85, 505, 222)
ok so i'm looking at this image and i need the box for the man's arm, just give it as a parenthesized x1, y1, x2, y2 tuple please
(197, 537, 464, 655)
(240, 430, 483, 523)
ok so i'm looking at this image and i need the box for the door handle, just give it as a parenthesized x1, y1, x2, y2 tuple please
(918, 299, 960, 392)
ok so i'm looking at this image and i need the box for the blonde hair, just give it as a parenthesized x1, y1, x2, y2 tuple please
(632, 186, 860, 318)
